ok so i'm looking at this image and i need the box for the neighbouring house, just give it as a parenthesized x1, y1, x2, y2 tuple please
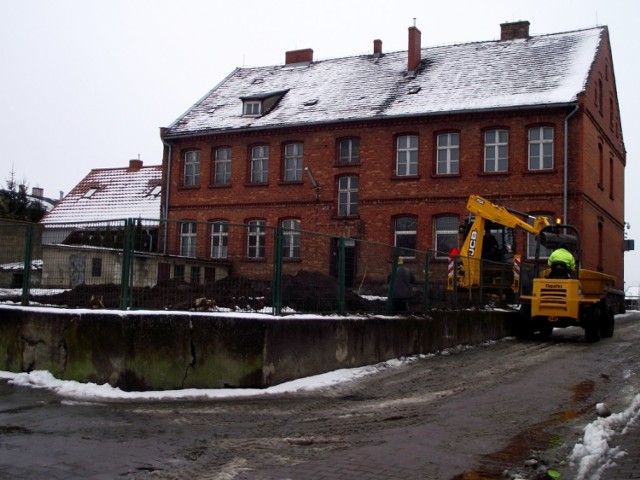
(159, 21, 626, 289)
(37, 159, 228, 289)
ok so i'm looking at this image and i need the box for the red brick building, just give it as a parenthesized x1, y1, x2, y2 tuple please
(160, 21, 626, 288)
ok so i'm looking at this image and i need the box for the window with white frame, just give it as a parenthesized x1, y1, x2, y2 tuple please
(243, 100, 261, 116)
(528, 127, 554, 170)
(247, 219, 266, 259)
(337, 176, 358, 217)
(281, 219, 301, 259)
(339, 138, 360, 164)
(283, 143, 303, 181)
(434, 215, 459, 258)
(396, 135, 418, 176)
(210, 221, 228, 259)
(436, 133, 459, 175)
(184, 151, 200, 186)
(527, 214, 553, 259)
(484, 130, 508, 172)
(213, 148, 231, 186)
(394, 216, 417, 258)
(250, 145, 269, 183)
(180, 222, 197, 257)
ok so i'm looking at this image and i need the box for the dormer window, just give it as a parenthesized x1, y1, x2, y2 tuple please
(243, 100, 262, 116)
(82, 187, 98, 198)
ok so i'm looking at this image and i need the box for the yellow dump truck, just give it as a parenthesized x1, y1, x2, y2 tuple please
(519, 223, 624, 342)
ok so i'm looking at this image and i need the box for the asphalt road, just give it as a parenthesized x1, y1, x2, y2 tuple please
(1, 312, 640, 480)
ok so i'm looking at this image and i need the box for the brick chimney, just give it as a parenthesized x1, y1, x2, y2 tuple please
(373, 39, 383, 57)
(408, 25, 422, 72)
(129, 159, 143, 171)
(285, 48, 313, 65)
(500, 20, 530, 41)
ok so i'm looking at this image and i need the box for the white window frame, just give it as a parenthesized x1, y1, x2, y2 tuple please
(214, 148, 232, 185)
(394, 216, 417, 259)
(243, 100, 261, 116)
(210, 221, 228, 259)
(281, 219, 301, 259)
(434, 215, 459, 258)
(247, 219, 266, 259)
(396, 135, 418, 176)
(484, 130, 508, 173)
(528, 127, 554, 170)
(283, 143, 303, 182)
(250, 145, 269, 183)
(339, 138, 360, 164)
(436, 133, 459, 175)
(184, 151, 200, 186)
(180, 222, 197, 257)
(337, 176, 358, 217)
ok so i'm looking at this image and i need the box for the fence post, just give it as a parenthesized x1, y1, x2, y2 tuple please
(120, 219, 134, 310)
(337, 237, 346, 315)
(21, 223, 33, 306)
(422, 250, 430, 311)
(272, 226, 283, 316)
(386, 247, 400, 315)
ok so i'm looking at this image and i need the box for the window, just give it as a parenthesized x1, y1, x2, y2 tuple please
(394, 216, 417, 259)
(250, 146, 269, 183)
(210, 221, 228, 259)
(528, 127, 554, 170)
(281, 219, 301, 259)
(527, 215, 553, 259)
(82, 187, 98, 198)
(598, 79, 603, 114)
(339, 138, 360, 164)
(598, 143, 604, 188)
(434, 215, 458, 258)
(337, 176, 358, 217)
(180, 222, 197, 257)
(184, 151, 200, 186)
(609, 155, 614, 199)
(91, 258, 102, 277)
(283, 143, 303, 181)
(243, 100, 261, 116)
(396, 135, 418, 176)
(213, 148, 232, 186)
(191, 266, 201, 285)
(436, 133, 459, 175)
(247, 220, 266, 259)
(174, 264, 185, 281)
(484, 130, 508, 173)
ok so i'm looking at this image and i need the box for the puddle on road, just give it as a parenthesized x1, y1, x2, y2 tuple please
(450, 379, 597, 480)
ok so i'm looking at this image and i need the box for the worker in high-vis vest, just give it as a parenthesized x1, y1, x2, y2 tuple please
(548, 244, 576, 271)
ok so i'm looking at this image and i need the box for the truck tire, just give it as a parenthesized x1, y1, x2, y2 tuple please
(600, 306, 615, 338)
(517, 305, 535, 340)
(585, 305, 601, 343)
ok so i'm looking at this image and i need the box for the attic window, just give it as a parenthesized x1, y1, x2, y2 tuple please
(408, 86, 421, 94)
(303, 99, 318, 106)
(243, 101, 262, 116)
(82, 187, 98, 198)
(147, 185, 162, 197)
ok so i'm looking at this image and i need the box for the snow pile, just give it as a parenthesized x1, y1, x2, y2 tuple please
(569, 393, 640, 480)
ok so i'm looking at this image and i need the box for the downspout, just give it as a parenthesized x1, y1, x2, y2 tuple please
(563, 104, 579, 223)
(161, 139, 173, 254)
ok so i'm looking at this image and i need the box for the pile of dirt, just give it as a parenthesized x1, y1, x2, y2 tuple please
(29, 270, 386, 314)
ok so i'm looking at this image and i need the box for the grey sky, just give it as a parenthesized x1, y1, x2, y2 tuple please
(1, 0, 638, 290)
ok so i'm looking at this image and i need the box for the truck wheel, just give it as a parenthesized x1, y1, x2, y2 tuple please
(600, 306, 615, 338)
(585, 306, 601, 343)
(540, 323, 553, 338)
(517, 305, 535, 340)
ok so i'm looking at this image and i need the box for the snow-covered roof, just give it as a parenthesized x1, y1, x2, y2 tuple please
(164, 26, 604, 137)
(40, 162, 162, 225)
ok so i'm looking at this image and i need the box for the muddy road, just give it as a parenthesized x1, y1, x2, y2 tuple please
(2, 313, 640, 480)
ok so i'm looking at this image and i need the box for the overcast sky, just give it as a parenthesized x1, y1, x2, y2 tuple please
(1, 0, 639, 290)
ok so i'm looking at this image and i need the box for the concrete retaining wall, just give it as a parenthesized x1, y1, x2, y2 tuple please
(0, 306, 517, 391)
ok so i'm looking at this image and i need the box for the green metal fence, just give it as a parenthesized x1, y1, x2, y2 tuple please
(0, 219, 519, 315)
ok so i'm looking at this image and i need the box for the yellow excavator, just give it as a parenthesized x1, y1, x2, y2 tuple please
(450, 195, 625, 342)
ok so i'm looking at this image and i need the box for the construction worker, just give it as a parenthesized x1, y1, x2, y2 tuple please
(548, 243, 576, 271)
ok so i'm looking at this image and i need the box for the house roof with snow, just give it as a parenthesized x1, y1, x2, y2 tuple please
(40, 160, 162, 225)
(163, 22, 606, 138)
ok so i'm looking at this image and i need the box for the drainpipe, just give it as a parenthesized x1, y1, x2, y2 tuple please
(563, 104, 579, 223)
(161, 139, 173, 254)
